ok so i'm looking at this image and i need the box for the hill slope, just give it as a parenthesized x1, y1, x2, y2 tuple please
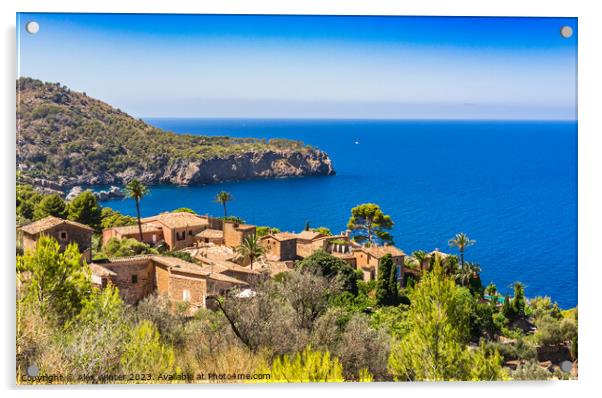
(16, 77, 335, 188)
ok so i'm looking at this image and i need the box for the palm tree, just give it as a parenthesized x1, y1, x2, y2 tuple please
(236, 234, 265, 270)
(485, 282, 497, 297)
(456, 262, 481, 287)
(448, 232, 475, 268)
(215, 191, 233, 218)
(455, 265, 474, 287)
(125, 179, 149, 241)
(485, 282, 498, 304)
(412, 250, 428, 270)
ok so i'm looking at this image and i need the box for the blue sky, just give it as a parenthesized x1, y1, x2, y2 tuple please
(17, 13, 577, 119)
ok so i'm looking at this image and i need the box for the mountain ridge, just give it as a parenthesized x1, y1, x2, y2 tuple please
(16, 77, 335, 190)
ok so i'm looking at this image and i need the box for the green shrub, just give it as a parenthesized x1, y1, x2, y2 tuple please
(262, 348, 343, 382)
(102, 237, 157, 258)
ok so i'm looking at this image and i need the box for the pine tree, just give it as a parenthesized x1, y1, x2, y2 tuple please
(33, 194, 67, 220)
(68, 191, 102, 230)
(17, 235, 91, 321)
(347, 203, 394, 245)
(388, 261, 505, 381)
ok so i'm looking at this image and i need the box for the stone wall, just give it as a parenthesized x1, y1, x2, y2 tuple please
(261, 237, 297, 261)
(223, 222, 256, 248)
(102, 229, 161, 246)
(103, 259, 155, 304)
(168, 271, 207, 308)
(352, 250, 404, 282)
(154, 263, 170, 294)
(167, 226, 207, 250)
(22, 225, 93, 262)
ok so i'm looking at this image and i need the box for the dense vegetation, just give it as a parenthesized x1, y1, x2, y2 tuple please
(16, 77, 316, 185)
(16, 188, 578, 382)
(16, 239, 578, 382)
(17, 183, 132, 230)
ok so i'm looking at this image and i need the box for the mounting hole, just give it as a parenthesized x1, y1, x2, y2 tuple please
(560, 360, 573, 373)
(25, 21, 40, 34)
(560, 26, 573, 39)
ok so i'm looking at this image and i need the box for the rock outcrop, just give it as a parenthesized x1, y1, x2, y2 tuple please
(65, 186, 126, 201)
(16, 77, 335, 190)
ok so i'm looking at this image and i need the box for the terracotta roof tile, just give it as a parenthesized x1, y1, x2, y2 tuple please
(295, 231, 325, 241)
(151, 256, 210, 276)
(105, 224, 162, 234)
(89, 263, 117, 277)
(93, 255, 248, 286)
(262, 232, 297, 242)
(20, 216, 94, 235)
(224, 221, 256, 231)
(208, 272, 248, 285)
(195, 229, 224, 239)
(198, 258, 260, 275)
(142, 212, 209, 229)
(429, 250, 450, 258)
(361, 245, 405, 258)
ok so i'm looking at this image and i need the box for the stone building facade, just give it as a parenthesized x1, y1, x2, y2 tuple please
(223, 221, 257, 248)
(90, 255, 247, 311)
(92, 256, 156, 303)
(353, 245, 405, 282)
(19, 216, 94, 263)
(141, 212, 211, 250)
(260, 232, 298, 261)
(102, 224, 163, 246)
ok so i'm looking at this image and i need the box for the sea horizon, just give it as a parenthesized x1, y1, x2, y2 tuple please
(140, 116, 577, 122)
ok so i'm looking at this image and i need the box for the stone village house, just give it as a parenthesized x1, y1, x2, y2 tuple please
(18, 216, 94, 263)
(103, 212, 212, 251)
(103, 212, 257, 251)
(352, 245, 406, 282)
(260, 232, 299, 261)
(19, 216, 250, 312)
(89, 255, 248, 311)
(260, 229, 407, 285)
(19, 214, 412, 312)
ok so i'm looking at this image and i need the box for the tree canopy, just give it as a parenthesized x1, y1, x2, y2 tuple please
(68, 191, 102, 230)
(347, 203, 393, 245)
(388, 261, 505, 381)
(101, 237, 157, 258)
(298, 250, 359, 295)
(33, 193, 68, 220)
(17, 235, 91, 321)
(376, 254, 400, 306)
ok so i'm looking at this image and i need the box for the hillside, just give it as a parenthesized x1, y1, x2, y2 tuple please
(16, 77, 335, 189)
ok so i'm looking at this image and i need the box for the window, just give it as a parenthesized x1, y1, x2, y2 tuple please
(182, 289, 191, 302)
(188, 230, 193, 236)
(131, 275, 138, 284)
(176, 231, 186, 241)
(58, 230, 68, 241)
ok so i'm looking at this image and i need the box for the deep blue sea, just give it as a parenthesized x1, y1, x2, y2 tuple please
(99, 118, 577, 308)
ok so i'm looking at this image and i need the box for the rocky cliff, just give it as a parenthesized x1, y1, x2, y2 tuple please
(16, 77, 335, 190)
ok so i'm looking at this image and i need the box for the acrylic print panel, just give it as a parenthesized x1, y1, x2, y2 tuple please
(16, 13, 577, 383)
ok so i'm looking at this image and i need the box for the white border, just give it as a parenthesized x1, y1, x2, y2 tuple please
(2, 1, 601, 397)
